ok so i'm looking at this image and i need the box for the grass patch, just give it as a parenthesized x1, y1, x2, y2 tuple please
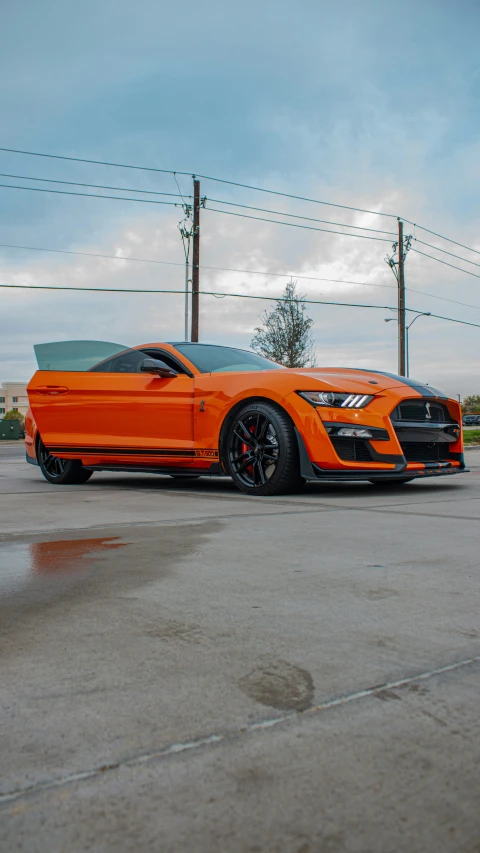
(464, 429, 480, 445)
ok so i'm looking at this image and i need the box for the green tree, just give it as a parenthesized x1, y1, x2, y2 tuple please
(3, 409, 25, 425)
(251, 280, 316, 367)
(462, 395, 480, 413)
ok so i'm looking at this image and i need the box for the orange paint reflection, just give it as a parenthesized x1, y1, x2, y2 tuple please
(30, 537, 125, 576)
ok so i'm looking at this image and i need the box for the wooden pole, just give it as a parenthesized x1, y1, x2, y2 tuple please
(191, 179, 200, 342)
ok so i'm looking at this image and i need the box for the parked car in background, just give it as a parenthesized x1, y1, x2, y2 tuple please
(462, 414, 480, 426)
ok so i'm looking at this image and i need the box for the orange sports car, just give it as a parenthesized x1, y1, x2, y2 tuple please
(25, 340, 466, 496)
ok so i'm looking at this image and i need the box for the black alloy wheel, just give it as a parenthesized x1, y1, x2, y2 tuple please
(226, 402, 304, 496)
(38, 440, 93, 485)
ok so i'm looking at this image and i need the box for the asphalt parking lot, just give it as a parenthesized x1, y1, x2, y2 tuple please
(1, 442, 479, 853)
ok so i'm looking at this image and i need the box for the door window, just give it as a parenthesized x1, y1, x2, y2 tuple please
(89, 350, 146, 373)
(34, 340, 132, 372)
(33, 341, 186, 376)
(140, 349, 192, 376)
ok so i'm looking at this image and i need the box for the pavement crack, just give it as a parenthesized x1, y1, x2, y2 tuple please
(1, 653, 478, 809)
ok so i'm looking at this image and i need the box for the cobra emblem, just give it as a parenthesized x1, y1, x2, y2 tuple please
(425, 402, 432, 420)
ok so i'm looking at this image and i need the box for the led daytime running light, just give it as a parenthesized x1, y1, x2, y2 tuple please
(298, 391, 374, 409)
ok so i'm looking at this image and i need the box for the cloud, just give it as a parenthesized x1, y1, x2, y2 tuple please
(1, 0, 479, 397)
(1, 189, 479, 397)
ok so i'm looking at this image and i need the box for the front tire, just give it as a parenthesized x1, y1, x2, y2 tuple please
(225, 402, 305, 496)
(38, 441, 93, 485)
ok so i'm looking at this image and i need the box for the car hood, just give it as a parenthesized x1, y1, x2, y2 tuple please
(284, 367, 447, 397)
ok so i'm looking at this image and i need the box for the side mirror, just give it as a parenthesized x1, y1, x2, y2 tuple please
(141, 357, 178, 378)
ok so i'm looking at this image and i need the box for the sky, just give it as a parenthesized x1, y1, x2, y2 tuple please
(1, 0, 479, 397)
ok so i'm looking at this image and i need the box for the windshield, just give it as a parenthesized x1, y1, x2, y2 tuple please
(173, 344, 285, 373)
(34, 340, 133, 371)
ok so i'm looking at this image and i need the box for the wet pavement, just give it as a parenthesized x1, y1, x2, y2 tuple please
(1, 443, 480, 852)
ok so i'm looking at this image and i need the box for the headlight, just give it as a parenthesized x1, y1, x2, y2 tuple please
(298, 391, 374, 409)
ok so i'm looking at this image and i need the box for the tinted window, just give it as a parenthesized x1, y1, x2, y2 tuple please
(34, 340, 131, 371)
(140, 349, 191, 375)
(173, 344, 284, 373)
(90, 350, 146, 373)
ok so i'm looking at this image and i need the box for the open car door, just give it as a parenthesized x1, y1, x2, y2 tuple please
(28, 341, 195, 464)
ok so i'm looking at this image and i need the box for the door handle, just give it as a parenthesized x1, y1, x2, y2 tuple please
(35, 386, 69, 395)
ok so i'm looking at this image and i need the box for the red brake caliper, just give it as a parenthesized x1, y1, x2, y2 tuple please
(242, 424, 256, 475)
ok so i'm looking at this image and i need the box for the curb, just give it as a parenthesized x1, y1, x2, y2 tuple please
(464, 444, 480, 450)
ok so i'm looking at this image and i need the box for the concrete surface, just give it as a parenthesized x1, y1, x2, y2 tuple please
(0, 443, 479, 853)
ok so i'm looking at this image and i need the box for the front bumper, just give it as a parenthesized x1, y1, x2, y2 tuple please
(295, 428, 467, 481)
(310, 463, 467, 481)
(288, 389, 466, 482)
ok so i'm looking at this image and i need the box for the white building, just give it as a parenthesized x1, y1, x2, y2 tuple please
(0, 382, 29, 418)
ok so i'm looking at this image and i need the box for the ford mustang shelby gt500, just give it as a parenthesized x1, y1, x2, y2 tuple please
(24, 340, 466, 496)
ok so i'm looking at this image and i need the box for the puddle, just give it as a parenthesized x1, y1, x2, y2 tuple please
(0, 537, 125, 597)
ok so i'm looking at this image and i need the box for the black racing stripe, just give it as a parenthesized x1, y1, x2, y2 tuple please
(359, 370, 448, 399)
(335, 368, 448, 399)
(45, 446, 215, 458)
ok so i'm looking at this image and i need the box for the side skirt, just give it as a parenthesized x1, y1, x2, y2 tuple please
(83, 462, 226, 477)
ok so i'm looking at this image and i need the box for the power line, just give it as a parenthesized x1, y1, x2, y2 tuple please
(0, 172, 186, 199)
(0, 241, 397, 288)
(0, 146, 398, 219)
(205, 206, 393, 242)
(0, 282, 397, 309)
(419, 312, 480, 330)
(0, 171, 399, 236)
(0, 170, 398, 236)
(407, 289, 480, 312)
(0, 146, 179, 177)
(4, 241, 480, 311)
(206, 197, 397, 235)
(415, 238, 480, 270)
(0, 182, 181, 206)
(0, 242, 185, 268)
(3, 147, 479, 261)
(411, 247, 480, 281)
(2, 282, 480, 329)
(404, 218, 480, 258)
(0, 177, 394, 240)
(202, 182, 397, 219)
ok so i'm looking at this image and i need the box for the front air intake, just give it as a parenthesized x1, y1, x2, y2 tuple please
(400, 442, 451, 462)
(330, 437, 373, 462)
(391, 400, 450, 422)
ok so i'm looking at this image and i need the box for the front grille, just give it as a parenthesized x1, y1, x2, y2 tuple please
(391, 399, 449, 422)
(330, 437, 373, 462)
(400, 442, 451, 462)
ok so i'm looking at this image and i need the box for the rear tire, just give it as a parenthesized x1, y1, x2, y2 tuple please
(225, 401, 305, 496)
(38, 440, 93, 485)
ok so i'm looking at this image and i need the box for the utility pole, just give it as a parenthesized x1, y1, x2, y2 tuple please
(191, 178, 200, 342)
(184, 255, 190, 341)
(385, 219, 411, 376)
(397, 219, 406, 376)
(178, 203, 193, 342)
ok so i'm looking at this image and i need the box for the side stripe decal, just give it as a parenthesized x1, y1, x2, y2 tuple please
(46, 446, 219, 459)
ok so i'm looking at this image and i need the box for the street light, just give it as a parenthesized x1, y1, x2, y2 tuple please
(385, 312, 431, 377)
